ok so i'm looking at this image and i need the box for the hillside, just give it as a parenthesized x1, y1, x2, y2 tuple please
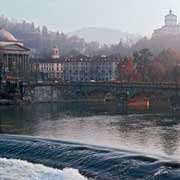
(69, 27, 142, 45)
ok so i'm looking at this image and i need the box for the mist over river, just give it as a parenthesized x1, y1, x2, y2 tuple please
(1, 102, 180, 179)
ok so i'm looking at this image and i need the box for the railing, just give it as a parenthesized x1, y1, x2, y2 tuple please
(30, 81, 180, 89)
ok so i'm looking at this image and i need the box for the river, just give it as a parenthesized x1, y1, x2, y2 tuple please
(1, 102, 180, 179)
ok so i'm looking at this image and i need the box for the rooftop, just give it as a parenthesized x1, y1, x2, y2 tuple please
(0, 28, 18, 42)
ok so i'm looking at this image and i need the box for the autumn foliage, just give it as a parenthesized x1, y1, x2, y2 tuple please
(117, 48, 180, 82)
(117, 57, 141, 81)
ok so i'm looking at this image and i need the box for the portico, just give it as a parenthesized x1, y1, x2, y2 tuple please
(0, 28, 30, 80)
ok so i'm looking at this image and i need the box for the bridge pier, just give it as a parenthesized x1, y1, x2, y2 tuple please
(169, 95, 180, 112)
(116, 95, 128, 113)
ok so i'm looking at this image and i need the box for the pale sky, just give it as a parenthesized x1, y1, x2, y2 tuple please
(0, 0, 180, 36)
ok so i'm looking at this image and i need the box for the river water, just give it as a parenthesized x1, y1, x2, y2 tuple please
(1, 102, 180, 179)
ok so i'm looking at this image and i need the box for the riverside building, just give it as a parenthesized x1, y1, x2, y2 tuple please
(0, 28, 30, 80)
(33, 52, 120, 82)
(63, 55, 120, 82)
(32, 47, 63, 81)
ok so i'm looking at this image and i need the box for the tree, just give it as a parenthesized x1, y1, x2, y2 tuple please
(133, 49, 153, 81)
(148, 59, 166, 82)
(117, 57, 140, 81)
(36, 26, 41, 33)
(85, 41, 100, 56)
(30, 22, 35, 32)
(67, 49, 81, 57)
(42, 25, 48, 36)
(154, 48, 180, 81)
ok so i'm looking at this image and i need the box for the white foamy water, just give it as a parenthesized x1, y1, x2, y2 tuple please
(0, 158, 88, 180)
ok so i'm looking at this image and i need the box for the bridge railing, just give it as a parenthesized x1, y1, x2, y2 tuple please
(29, 81, 180, 89)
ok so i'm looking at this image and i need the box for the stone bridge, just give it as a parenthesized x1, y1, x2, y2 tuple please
(24, 81, 180, 109)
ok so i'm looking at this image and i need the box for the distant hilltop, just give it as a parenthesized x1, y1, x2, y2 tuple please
(69, 27, 142, 45)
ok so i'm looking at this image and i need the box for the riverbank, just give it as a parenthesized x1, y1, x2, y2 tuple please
(0, 99, 15, 105)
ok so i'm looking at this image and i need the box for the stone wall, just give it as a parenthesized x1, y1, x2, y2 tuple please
(23, 82, 179, 112)
(24, 85, 79, 103)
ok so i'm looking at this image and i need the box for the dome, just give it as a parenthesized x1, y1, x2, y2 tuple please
(165, 10, 177, 26)
(0, 28, 17, 42)
(165, 10, 177, 18)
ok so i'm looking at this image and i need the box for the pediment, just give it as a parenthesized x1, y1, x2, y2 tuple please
(0, 44, 30, 52)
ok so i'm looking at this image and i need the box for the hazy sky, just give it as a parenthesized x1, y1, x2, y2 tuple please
(0, 0, 180, 36)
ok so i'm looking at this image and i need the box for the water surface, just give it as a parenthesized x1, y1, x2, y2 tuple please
(1, 103, 180, 179)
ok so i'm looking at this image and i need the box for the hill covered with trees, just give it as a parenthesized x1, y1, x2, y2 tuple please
(1, 15, 180, 59)
(69, 27, 141, 45)
(0, 15, 133, 57)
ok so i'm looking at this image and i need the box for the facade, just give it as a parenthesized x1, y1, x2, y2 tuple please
(33, 54, 121, 82)
(32, 58, 63, 81)
(62, 55, 91, 82)
(0, 28, 30, 80)
(152, 10, 180, 39)
(90, 56, 118, 81)
(31, 47, 62, 80)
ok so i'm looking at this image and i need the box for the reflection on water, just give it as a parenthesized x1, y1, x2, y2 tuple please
(0, 102, 180, 159)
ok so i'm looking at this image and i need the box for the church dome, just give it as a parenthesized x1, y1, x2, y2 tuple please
(165, 9, 177, 17)
(165, 10, 177, 26)
(0, 28, 17, 42)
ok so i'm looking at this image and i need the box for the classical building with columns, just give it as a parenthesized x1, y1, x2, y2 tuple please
(152, 10, 180, 39)
(0, 28, 30, 80)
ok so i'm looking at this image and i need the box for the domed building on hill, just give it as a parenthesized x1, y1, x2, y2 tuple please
(0, 28, 30, 80)
(152, 10, 180, 39)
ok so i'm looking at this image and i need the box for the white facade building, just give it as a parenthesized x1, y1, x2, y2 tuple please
(37, 60, 63, 80)
(33, 55, 120, 82)
(63, 57, 91, 82)
(152, 10, 180, 39)
(62, 55, 120, 82)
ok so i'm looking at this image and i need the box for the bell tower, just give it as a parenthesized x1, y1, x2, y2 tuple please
(52, 47, 60, 59)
